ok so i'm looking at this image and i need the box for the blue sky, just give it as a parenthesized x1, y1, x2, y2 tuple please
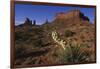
(15, 4, 95, 25)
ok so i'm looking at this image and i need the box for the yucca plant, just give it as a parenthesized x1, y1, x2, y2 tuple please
(62, 41, 91, 63)
(51, 30, 92, 63)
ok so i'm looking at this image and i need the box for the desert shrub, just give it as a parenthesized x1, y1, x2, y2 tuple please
(62, 41, 92, 63)
(15, 31, 32, 41)
(80, 27, 89, 33)
(64, 30, 75, 37)
(15, 31, 22, 40)
(31, 38, 43, 48)
(15, 45, 26, 59)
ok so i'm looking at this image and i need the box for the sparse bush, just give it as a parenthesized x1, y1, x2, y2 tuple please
(15, 45, 26, 59)
(80, 28, 88, 33)
(64, 30, 75, 37)
(31, 38, 43, 48)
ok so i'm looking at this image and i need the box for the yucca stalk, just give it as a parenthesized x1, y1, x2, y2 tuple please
(52, 30, 66, 50)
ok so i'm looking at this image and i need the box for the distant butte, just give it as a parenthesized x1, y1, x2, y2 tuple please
(55, 10, 90, 22)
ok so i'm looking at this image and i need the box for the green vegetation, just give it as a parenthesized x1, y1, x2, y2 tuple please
(62, 42, 91, 63)
(64, 30, 76, 37)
